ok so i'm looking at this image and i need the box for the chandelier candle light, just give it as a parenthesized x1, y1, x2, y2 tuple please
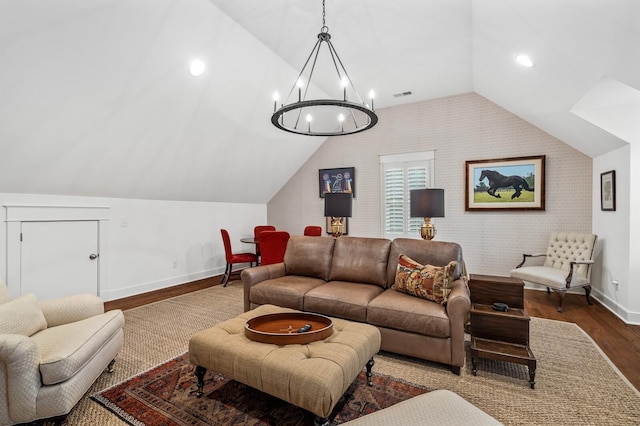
(271, 0, 378, 136)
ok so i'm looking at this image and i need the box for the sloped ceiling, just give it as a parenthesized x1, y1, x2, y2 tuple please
(0, 0, 637, 204)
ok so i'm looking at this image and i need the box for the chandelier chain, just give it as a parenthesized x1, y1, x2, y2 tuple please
(322, 0, 326, 28)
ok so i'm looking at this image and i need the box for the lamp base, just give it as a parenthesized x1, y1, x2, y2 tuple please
(420, 217, 436, 240)
(331, 217, 343, 238)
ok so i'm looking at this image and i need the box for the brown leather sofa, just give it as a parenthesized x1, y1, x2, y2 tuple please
(241, 236, 470, 373)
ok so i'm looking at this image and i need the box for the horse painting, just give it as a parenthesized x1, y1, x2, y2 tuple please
(479, 169, 533, 199)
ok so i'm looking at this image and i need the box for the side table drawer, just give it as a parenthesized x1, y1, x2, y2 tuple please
(470, 305, 530, 345)
(469, 274, 524, 309)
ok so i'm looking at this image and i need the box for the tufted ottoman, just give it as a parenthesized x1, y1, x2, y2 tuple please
(188, 304, 381, 426)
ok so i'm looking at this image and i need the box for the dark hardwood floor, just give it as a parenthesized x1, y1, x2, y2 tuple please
(105, 278, 640, 391)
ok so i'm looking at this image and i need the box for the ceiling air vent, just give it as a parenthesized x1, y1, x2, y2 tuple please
(393, 91, 413, 98)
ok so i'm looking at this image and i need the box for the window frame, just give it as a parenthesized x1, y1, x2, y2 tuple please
(380, 151, 435, 239)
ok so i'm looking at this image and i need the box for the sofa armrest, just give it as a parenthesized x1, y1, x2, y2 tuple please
(446, 279, 471, 368)
(241, 263, 286, 312)
(0, 334, 42, 423)
(39, 294, 105, 327)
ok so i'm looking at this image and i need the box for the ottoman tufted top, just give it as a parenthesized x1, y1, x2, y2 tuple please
(189, 304, 381, 418)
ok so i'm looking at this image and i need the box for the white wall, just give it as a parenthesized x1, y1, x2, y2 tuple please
(269, 93, 593, 280)
(592, 146, 634, 322)
(1, 192, 266, 301)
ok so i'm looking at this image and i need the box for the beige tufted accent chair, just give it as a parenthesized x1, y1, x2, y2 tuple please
(0, 279, 124, 425)
(510, 232, 597, 312)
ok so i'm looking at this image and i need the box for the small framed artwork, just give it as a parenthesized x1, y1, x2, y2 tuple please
(600, 170, 616, 211)
(325, 217, 348, 235)
(319, 167, 355, 198)
(465, 155, 545, 211)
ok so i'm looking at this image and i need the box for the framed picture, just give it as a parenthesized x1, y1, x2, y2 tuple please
(319, 167, 355, 198)
(325, 217, 348, 235)
(600, 170, 616, 211)
(465, 155, 545, 211)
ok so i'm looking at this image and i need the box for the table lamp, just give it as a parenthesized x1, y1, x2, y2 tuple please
(410, 189, 445, 240)
(324, 193, 352, 238)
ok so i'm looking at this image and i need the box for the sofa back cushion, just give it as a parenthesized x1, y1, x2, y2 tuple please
(284, 236, 336, 280)
(387, 238, 464, 287)
(329, 237, 391, 287)
(0, 293, 48, 336)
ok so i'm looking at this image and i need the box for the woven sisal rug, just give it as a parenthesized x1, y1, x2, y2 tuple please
(59, 283, 640, 425)
(91, 352, 430, 425)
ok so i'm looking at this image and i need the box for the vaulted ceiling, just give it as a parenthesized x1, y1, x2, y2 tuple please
(0, 0, 637, 204)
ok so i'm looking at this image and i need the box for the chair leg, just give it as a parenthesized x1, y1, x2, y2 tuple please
(221, 263, 232, 287)
(553, 290, 566, 312)
(584, 285, 593, 305)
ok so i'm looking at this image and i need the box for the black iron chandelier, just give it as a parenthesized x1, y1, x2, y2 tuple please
(271, 0, 378, 136)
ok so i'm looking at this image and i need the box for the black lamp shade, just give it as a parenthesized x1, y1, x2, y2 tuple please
(324, 193, 353, 217)
(410, 189, 445, 218)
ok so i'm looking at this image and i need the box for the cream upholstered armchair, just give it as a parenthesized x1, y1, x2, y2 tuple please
(0, 279, 124, 425)
(510, 232, 597, 312)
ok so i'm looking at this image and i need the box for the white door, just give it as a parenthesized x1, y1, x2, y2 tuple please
(20, 220, 100, 300)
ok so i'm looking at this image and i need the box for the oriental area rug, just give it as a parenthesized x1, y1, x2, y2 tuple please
(91, 352, 430, 426)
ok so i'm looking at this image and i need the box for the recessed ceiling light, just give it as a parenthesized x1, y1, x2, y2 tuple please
(189, 60, 205, 77)
(515, 54, 534, 68)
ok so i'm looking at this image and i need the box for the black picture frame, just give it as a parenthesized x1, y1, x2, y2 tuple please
(600, 170, 616, 211)
(319, 167, 355, 198)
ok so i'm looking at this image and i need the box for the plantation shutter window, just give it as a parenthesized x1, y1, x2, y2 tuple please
(380, 151, 435, 239)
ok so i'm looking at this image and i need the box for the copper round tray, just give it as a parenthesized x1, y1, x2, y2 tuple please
(245, 312, 333, 345)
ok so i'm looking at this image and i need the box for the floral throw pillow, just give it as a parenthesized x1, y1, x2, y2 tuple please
(392, 254, 457, 305)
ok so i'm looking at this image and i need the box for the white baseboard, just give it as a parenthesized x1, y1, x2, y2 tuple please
(100, 267, 224, 301)
(591, 288, 640, 325)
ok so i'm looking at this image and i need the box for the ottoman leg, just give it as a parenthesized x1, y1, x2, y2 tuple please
(366, 357, 375, 386)
(314, 416, 330, 426)
(194, 365, 207, 398)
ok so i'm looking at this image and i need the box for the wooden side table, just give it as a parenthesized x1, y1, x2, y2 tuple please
(468, 274, 537, 389)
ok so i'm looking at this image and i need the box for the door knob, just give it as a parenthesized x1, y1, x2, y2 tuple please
(89, 253, 99, 260)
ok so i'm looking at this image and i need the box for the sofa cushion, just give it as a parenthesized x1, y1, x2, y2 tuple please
(251, 276, 327, 311)
(387, 238, 464, 287)
(393, 254, 457, 304)
(304, 281, 385, 322)
(367, 290, 450, 338)
(284, 236, 336, 280)
(31, 309, 124, 385)
(0, 293, 47, 336)
(329, 237, 391, 287)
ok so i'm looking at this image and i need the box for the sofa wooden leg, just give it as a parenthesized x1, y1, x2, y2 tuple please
(107, 358, 116, 373)
(451, 365, 461, 375)
(51, 414, 69, 426)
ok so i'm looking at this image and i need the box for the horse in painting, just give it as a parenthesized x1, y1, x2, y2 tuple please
(479, 169, 533, 199)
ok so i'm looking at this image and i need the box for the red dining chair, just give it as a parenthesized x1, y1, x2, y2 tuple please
(220, 229, 258, 287)
(258, 231, 291, 266)
(303, 226, 323, 236)
(254, 225, 276, 263)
